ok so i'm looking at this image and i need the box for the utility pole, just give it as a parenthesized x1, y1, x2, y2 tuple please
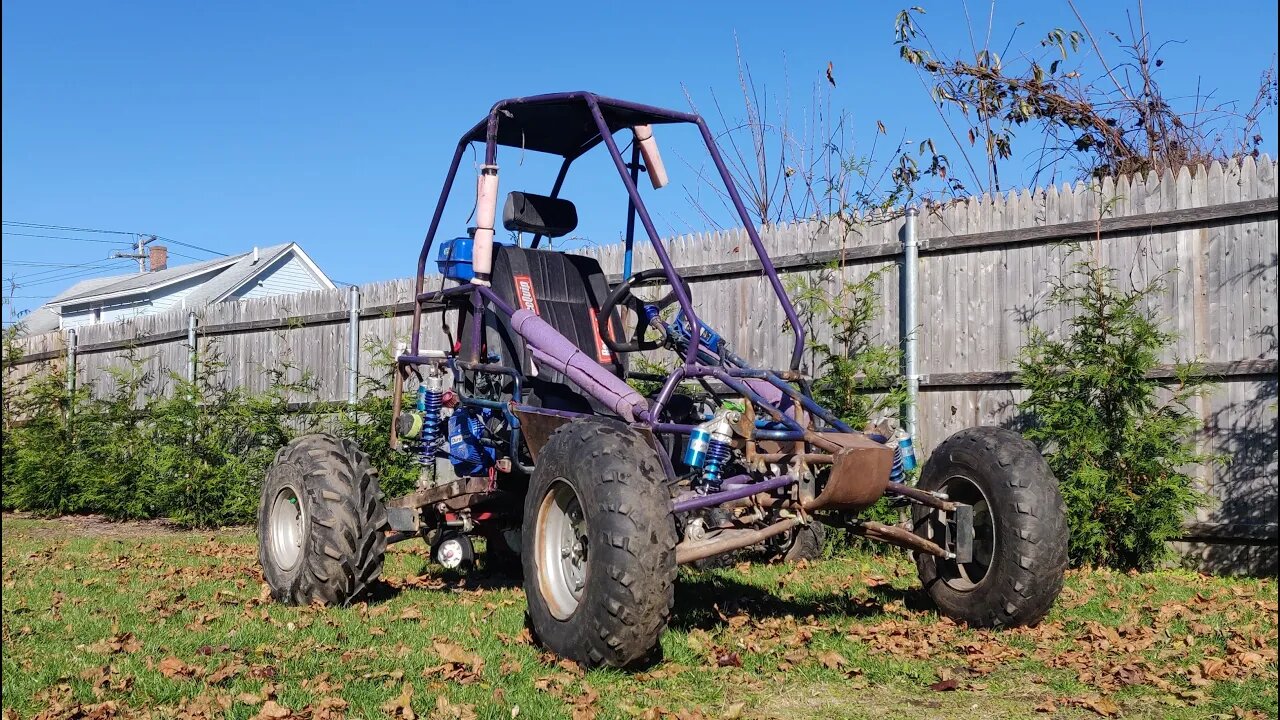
(111, 234, 155, 272)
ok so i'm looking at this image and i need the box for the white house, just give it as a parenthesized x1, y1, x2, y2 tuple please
(22, 243, 335, 333)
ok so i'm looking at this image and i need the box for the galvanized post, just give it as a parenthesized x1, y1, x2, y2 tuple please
(347, 285, 361, 405)
(65, 328, 77, 395)
(901, 207, 920, 439)
(187, 311, 197, 382)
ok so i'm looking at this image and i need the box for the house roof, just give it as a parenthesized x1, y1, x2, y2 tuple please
(18, 307, 62, 335)
(49, 243, 332, 307)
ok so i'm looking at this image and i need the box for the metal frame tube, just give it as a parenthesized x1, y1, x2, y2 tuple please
(586, 96, 703, 369)
(187, 311, 197, 382)
(672, 474, 795, 514)
(347, 285, 360, 405)
(676, 517, 800, 565)
(65, 328, 77, 395)
(692, 117, 806, 372)
(411, 140, 469, 355)
(902, 207, 919, 438)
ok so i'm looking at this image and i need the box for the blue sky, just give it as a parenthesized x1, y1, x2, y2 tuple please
(3, 0, 1276, 320)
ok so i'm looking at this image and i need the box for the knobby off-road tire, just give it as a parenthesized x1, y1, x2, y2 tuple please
(522, 418, 678, 668)
(782, 521, 826, 563)
(912, 427, 1067, 628)
(258, 434, 388, 606)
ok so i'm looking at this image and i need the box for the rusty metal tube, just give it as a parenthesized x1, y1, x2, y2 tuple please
(854, 521, 950, 559)
(750, 452, 834, 464)
(883, 483, 957, 512)
(676, 517, 800, 565)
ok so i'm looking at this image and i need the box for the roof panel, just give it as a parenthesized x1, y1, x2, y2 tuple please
(461, 93, 696, 157)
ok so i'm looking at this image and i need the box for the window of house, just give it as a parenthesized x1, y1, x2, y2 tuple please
(92, 307, 101, 323)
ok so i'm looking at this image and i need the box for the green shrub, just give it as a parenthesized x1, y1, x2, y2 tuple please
(1016, 255, 1218, 570)
(786, 263, 910, 551)
(336, 340, 419, 500)
(786, 265, 906, 430)
(1, 337, 316, 528)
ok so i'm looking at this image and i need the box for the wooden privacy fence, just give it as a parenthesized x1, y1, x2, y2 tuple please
(8, 157, 1278, 569)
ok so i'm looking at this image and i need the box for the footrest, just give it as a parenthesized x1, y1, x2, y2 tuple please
(386, 506, 421, 533)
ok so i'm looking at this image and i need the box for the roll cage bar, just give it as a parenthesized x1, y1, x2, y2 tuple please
(407, 91, 806, 383)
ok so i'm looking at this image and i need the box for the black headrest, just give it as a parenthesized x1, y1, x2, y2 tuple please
(502, 192, 577, 238)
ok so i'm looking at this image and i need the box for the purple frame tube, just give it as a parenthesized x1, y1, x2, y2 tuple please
(411, 139, 469, 355)
(405, 92, 820, 453)
(672, 475, 796, 514)
(586, 96, 702, 371)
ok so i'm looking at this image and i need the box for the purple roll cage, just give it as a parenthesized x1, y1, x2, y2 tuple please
(397, 91, 850, 493)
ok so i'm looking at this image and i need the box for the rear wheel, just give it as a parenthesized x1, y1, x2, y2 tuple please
(522, 418, 677, 668)
(781, 521, 826, 562)
(912, 427, 1067, 628)
(258, 434, 388, 605)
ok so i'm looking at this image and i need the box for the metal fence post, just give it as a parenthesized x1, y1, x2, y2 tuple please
(65, 328, 77, 395)
(187, 311, 197, 382)
(901, 207, 920, 439)
(347, 285, 361, 405)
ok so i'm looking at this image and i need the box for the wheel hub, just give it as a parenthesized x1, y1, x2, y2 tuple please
(937, 475, 995, 591)
(269, 486, 305, 571)
(537, 481, 589, 619)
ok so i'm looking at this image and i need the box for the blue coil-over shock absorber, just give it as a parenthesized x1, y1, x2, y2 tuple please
(683, 409, 739, 490)
(701, 436, 732, 488)
(417, 372, 444, 465)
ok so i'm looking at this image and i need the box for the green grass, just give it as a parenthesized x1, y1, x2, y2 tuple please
(2, 516, 1276, 720)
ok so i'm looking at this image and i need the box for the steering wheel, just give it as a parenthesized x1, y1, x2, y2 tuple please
(597, 268, 693, 354)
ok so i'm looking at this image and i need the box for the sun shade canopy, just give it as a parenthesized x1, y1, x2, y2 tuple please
(460, 92, 697, 158)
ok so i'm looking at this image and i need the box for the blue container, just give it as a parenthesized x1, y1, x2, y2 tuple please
(897, 432, 918, 471)
(436, 237, 474, 282)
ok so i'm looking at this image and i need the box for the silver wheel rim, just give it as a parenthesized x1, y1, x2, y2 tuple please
(536, 480, 588, 620)
(269, 485, 305, 571)
(937, 474, 995, 591)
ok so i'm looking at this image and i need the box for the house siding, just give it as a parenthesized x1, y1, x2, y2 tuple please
(61, 298, 151, 329)
(230, 252, 323, 300)
(151, 272, 224, 313)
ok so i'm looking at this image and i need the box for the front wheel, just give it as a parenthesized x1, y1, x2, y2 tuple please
(522, 418, 677, 668)
(912, 427, 1067, 628)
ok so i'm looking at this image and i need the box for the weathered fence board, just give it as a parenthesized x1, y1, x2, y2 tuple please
(7, 158, 1277, 564)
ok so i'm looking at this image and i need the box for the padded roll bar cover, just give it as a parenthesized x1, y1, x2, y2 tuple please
(472, 165, 500, 281)
(503, 192, 578, 238)
(509, 309, 648, 422)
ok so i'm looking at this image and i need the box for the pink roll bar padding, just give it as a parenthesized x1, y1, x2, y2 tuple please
(633, 125, 668, 189)
(510, 309, 648, 422)
(470, 164, 500, 284)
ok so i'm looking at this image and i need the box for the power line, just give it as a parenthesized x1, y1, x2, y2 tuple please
(9, 258, 129, 282)
(2, 220, 136, 236)
(3, 231, 133, 245)
(2, 260, 113, 268)
(3, 221, 228, 257)
(151, 234, 227, 257)
(13, 262, 132, 289)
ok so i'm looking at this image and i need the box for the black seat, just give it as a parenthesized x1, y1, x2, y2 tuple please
(460, 244, 626, 414)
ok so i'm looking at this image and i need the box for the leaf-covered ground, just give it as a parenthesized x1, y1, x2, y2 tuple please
(1, 516, 1276, 720)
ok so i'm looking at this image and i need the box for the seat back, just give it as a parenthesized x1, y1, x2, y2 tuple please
(460, 245, 626, 414)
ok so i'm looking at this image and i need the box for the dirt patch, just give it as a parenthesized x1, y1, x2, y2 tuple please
(1, 512, 249, 539)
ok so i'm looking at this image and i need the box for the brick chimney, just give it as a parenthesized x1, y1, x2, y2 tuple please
(149, 245, 168, 272)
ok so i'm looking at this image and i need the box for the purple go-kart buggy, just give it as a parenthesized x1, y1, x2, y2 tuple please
(257, 92, 1068, 668)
